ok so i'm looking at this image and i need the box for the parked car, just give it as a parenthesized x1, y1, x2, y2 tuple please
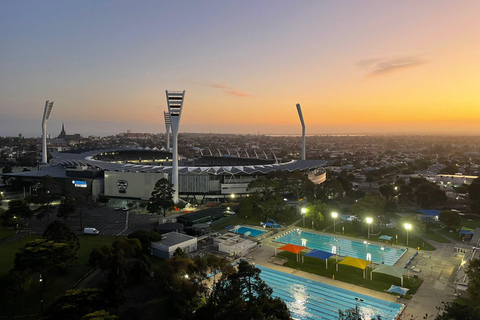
(84, 228, 100, 235)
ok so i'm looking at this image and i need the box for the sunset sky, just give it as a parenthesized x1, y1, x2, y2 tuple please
(1, 1, 479, 137)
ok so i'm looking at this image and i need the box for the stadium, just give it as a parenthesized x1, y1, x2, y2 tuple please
(48, 148, 326, 204)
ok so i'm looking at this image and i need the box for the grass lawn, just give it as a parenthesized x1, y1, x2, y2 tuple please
(0, 226, 16, 241)
(278, 251, 422, 298)
(0, 234, 117, 317)
(423, 230, 451, 243)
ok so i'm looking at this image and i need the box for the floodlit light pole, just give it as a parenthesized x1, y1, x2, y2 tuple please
(332, 212, 338, 233)
(405, 223, 412, 246)
(301, 207, 307, 227)
(41, 100, 54, 164)
(164, 111, 171, 151)
(366, 217, 373, 239)
(166, 90, 185, 203)
(296, 103, 306, 160)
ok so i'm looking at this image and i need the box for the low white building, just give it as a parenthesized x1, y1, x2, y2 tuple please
(151, 232, 197, 259)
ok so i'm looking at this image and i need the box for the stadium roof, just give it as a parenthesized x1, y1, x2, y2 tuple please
(50, 149, 326, 176)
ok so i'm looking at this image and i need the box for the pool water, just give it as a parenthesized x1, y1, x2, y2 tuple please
(258, 266, 403, 320)
(229, 226, 267, 237)
(274, 230, 406, 266)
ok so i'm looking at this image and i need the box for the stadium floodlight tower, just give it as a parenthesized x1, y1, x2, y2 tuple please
(41, 100, 54, 164)
(166, 90, 185, 203)
(296, 103, 306, 160)
(164, 111, 171, 151)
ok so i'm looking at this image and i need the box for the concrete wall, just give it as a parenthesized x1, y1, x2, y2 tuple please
(104, 171, 168, 199)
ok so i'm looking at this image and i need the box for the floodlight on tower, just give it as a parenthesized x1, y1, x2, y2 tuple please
(166, 90, 185, 203)
(41, 100, 54, 164)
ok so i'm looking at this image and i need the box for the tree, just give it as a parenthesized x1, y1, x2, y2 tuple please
(469, 177, 480, 200)
(14, 239, 76, 287)
(305, 200, 327, 229)
(284, 171, 313, 201)
(351, 193, 385, 222)
(379, 185, 395, 200)
(74, 189, 92, 230)
(57, 196, 76, 222)
(89, 238, 142, 307)
(438, 210, 461, 229)
(46, 288, 103, 320)
(43, 220, 80, 255)
(321, 178, 344, 200)
(471, 200, 480, 214)
(127, 230, 163, 254)
(1, 199, 33, 226)
(414, 183, 447, 209)
(0, 270, 32, 314)
(195, 261, 291, 320)
(81, 310, 119, 320)
(31, 175, 56, 221)
(339, 305, 382, 320)
(147, 178, 175, 217)
(465, 258, 480, 303)
(247, 177, 287, 221)
(2, 164, 13, 184)
(435, 301, 480, 320)
(238, 196, 253, 218)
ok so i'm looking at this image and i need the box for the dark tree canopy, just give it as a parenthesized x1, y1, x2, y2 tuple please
(2, 199, 33, 225)
(438, 210, 461, 229)
(435, 301, 480, 320)
(195, 261, 291, 320)
(43, 220, 80, 254)
(46, 288, 103, 320)
(147, 178, 175, 217)
(127, 230, 163, 254)
(14, 239, 76, 280)
(57, 196, 76, 222)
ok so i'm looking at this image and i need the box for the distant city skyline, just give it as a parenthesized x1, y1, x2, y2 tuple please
(1, 1, 479, 137)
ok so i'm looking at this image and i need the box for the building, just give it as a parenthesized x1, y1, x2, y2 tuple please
(151, 232, 197, 259)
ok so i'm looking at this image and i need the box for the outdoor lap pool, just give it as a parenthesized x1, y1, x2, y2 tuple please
(274, 230, 406, 266)
(258, 266, 404, 320)
(229, 226, 267, 237)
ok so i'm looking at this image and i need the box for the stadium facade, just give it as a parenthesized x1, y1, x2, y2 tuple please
(46, 148, 326, 203)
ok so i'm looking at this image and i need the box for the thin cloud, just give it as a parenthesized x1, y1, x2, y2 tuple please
(185, 80, 248, 97)
(357, 55, 427, 77)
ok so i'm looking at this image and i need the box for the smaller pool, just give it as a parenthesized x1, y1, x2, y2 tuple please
(229, 226, 266, 237)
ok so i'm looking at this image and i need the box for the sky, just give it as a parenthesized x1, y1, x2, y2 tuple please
(1, 0, 479, 137)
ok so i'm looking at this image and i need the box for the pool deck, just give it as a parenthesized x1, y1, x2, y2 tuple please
(245, 224, 459, 320)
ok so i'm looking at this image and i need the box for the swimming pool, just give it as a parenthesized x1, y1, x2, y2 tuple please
(229, 226, 267, 237)
(274, 230, 406, 266)
(258, 266, 403, 320)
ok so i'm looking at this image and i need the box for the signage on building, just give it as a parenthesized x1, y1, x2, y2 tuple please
(72, 180, 87, 188)
(117, 180, 128, 193)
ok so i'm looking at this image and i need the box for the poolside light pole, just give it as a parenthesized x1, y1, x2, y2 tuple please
(332, 212, 338, 233)
(405, 223, 412, 246)
(366, 217, 373, 239)
(39, 274, 44, 314)
(301, 207, 307, 227)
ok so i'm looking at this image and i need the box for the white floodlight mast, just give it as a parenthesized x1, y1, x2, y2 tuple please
(41, 100, 54, 164)
(166, 90, 185, 203)
(296, 103, 306, 160)
(164, 111, 171, 151)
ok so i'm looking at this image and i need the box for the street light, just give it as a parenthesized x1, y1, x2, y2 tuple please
(39, 274, 44, 314)
(405, 223, 412, 246)
(332, 212, 338, 233)
(366, 217, 373, 239)
(301, 207, 307, 227)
